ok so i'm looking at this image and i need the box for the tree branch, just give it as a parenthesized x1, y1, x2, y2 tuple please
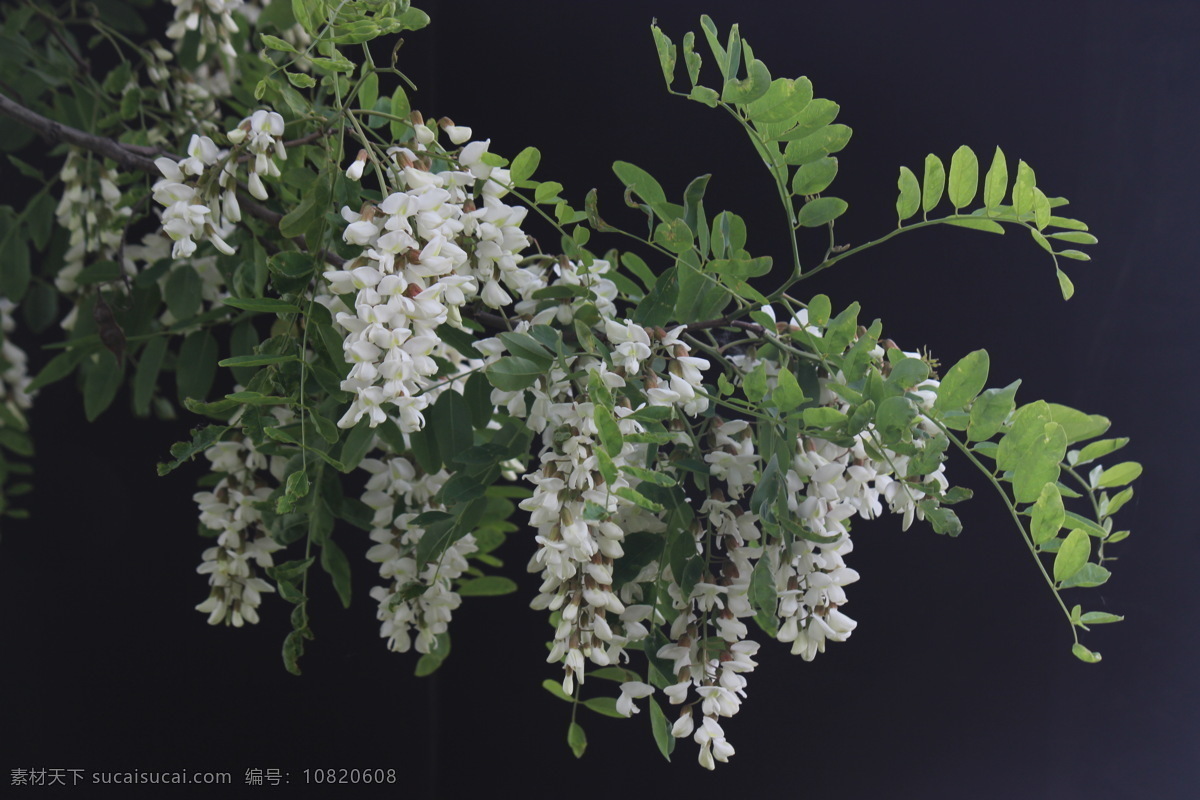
(0, 91, 348, 267)
(0, 91, 159, 173)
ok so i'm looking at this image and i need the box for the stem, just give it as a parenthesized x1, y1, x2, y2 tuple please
(933, 418, 1078, 645)
(0, 91, 158, 173)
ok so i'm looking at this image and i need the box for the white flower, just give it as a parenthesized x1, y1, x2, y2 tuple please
(616, 682, 655, 717)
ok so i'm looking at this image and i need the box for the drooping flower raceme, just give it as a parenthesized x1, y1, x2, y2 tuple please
(324, 124, 534, 432)
(0, 298, 34, 421)
(193, 428, 287, 627)
(151, 109, 286, 259)
(361, 457, 477, 654)
(166, 0, 243, 61)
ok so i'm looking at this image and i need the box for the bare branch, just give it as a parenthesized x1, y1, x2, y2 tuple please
(0, 91, 158, 173)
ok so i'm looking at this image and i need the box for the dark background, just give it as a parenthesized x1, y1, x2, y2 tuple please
(3, 0, 1198, 797)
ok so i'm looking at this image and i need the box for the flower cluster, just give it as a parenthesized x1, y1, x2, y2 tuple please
(325, 122, 532, 431)
(166, 0, 243, 62)
(152, 109, 286, 258)
(0, 298, 34, 421)
(54, 150, 133, 303)
(226, 110, 288, 201)
(481, 305, 955, 769)
(193, 432, 286, 627)
(361, 456, 476, 654)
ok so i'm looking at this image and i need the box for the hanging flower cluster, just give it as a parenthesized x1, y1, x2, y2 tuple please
(324, 120, 534, 431)
(449, 300, 956, 768)
(166, 0, 243, 61)
(361, 457, 477, 654)
(151, 109, 286, 258)
(0, 298, 34, 421)
(193, 428, 287, 627)
(53, 150, 133, 299)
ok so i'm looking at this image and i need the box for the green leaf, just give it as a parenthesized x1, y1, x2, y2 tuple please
(922, 154, 945, 213)
(285, 71, 316, 88)
(773, 368, 807, 413)
(807, 294, 831, 327)
(510, 146, 541, 184)
(934, 349, 990, 412)
(783, 124, 852, 165)
(791, 156, 839, 196)
(967, 380, 1020, 442)
(1046, 403, 1110, 444)
(1071, 643, 1102, 663)
(1060, 562, 1112, 589)
(612, 161, 667, 207)
(1072, 437, 1128, 467)
(1056, 267, 1075, 301)
(943, 218, 1006, 234)
(358, 69, 378, 111)
(457, 576, 518, 596)
(648, 697, 674, 762)
(875, 395, 916, 445)
(1013, 422, 1068, 504)
(633, 266, 679, 327)
(888, 357, 929, 390)
(654, 219, 694, 253)
(165, 267, 202, 321)
(709, 256, 772, 280)
(688, 85, 720, 107)
(801, 407, 846, 428)
(896, 166, 920, 222)
(721, 49, 771, 104)
(983, 146, 1008, 211)
(320, 535, 352, 608)
(74, 260, 123, 286)
(1013, 160, 1036, 217)
(947, 145, 979, 210)
(918, 501, 962, 536)
(486, 357, 543, 392)
(1104, 487, 1134, 518)
(747, 77, 813, 124)
(223, 297, 301, 314)
(542, 679, 573, 703)
(1079, 611, 1123, 625)
(582, 697, 625, 719)
(1031, 483, 1065, 545)
(1032, 187, 1052, 230)
(389, 87, 411, 141)
(797, 197, 848, 227)
(82, 354, 122, 421)
(176, 331, 218, 402)
(534, 181, 564, 204)
(157, 424, 229, 475)
(682, 31, 702, 86)
(1096, 461, 1142, 489)
(773, 97, 839, 141)
(650, 24, 677, 87)
(1047, 231, 1098, 245)
(615, 486, 665, 513)
(133, 336, 168, 415)
(567, 722, 587, 758)
(414, 633, 450, 676)
(1053, 528, 1090, 584)
(217, 354, 299, 368)
(429, 391, 474, 466)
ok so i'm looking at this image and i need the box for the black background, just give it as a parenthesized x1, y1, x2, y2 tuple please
(3, 1, 1199, 797)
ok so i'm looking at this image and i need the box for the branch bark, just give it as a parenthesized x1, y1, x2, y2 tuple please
(0, 91, 347, 266)
(0, 91, 159, 173)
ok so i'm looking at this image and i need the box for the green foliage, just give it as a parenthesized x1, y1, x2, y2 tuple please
(0, 2, 1142, 765)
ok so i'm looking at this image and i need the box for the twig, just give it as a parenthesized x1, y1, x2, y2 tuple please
(0, 91, 158, 172)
